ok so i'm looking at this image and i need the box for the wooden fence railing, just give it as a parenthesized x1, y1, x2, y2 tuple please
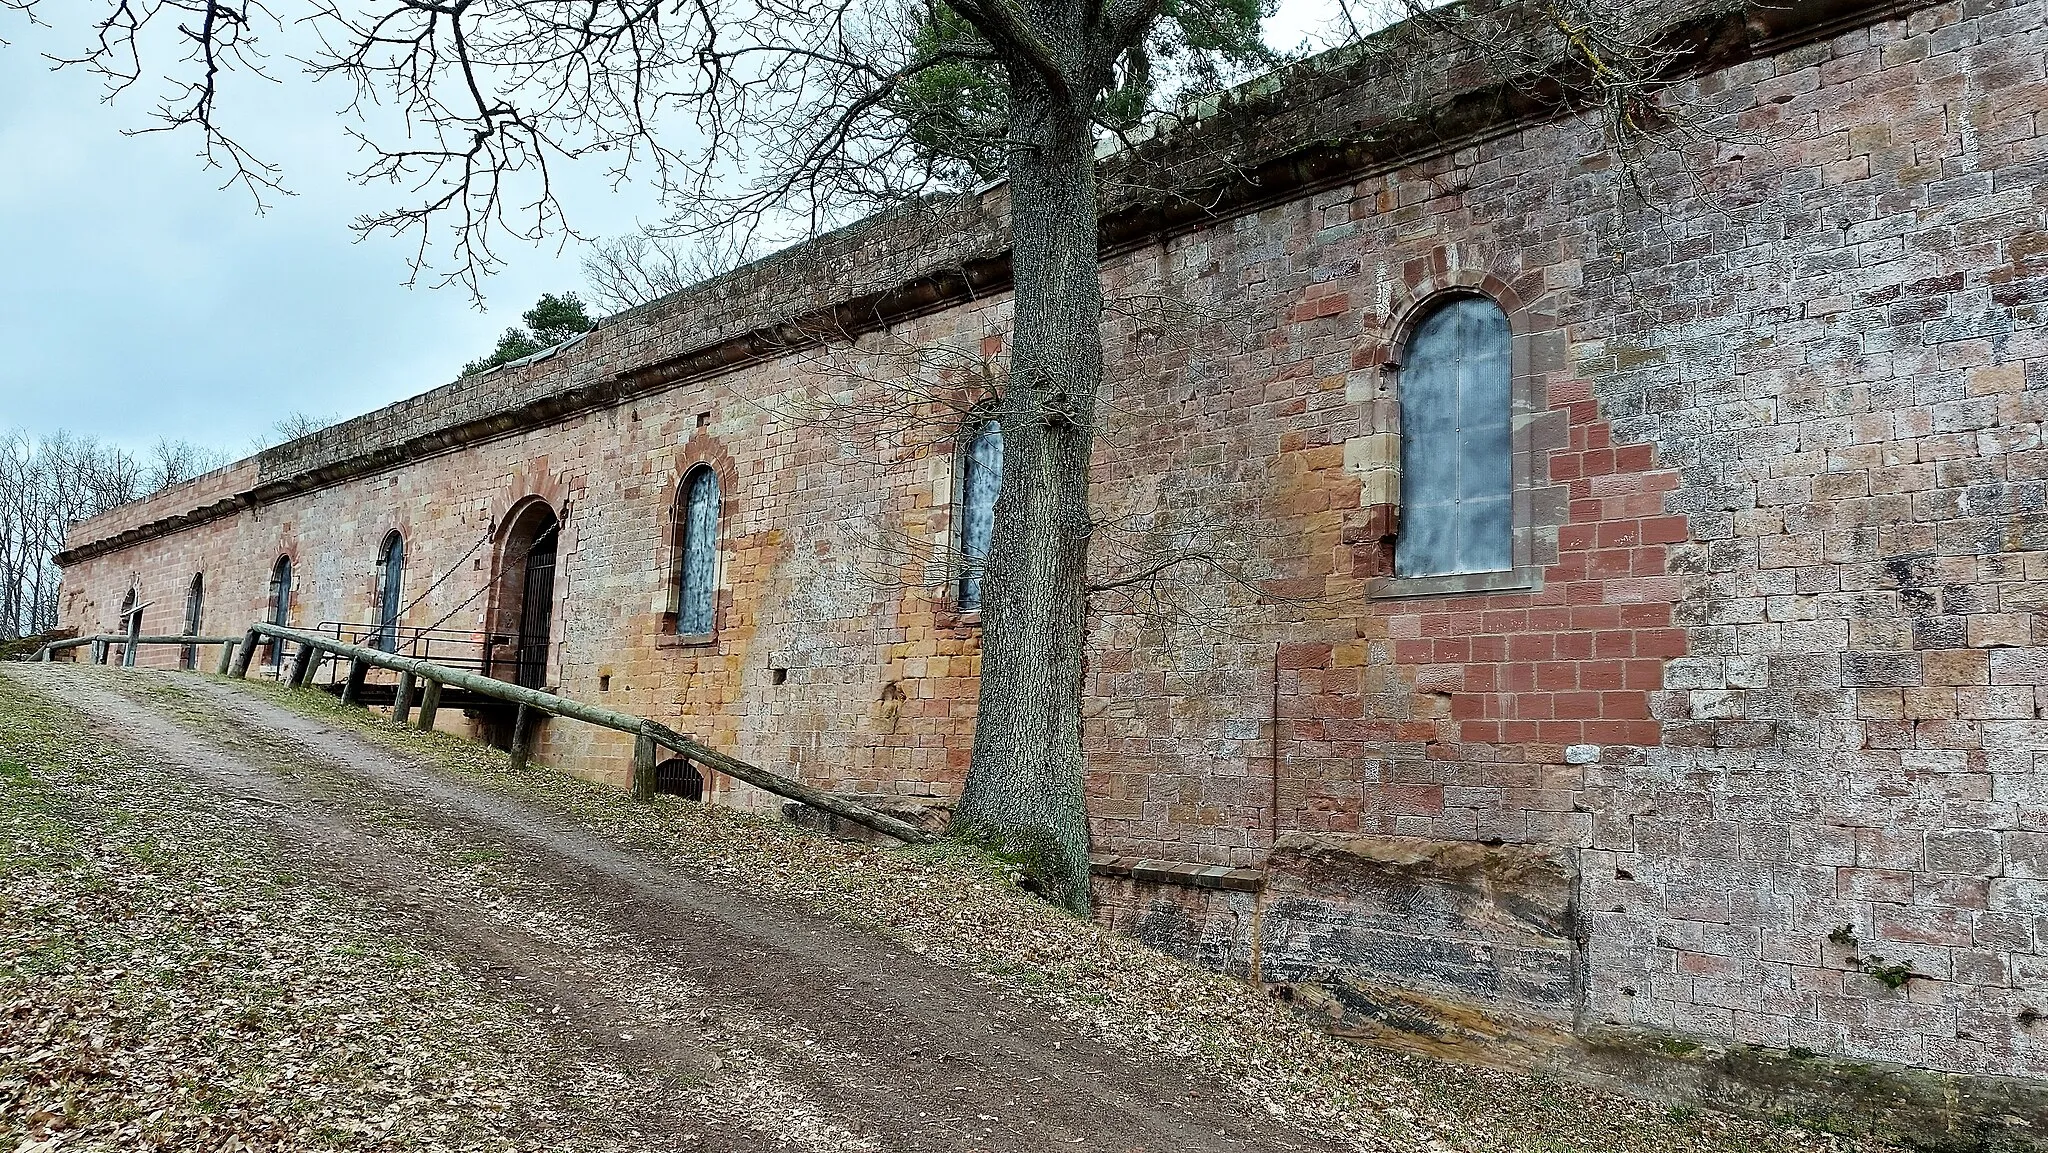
(233, 622, 934, 845)
(37, 633, 242, 672)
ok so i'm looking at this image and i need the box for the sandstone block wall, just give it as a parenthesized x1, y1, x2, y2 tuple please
(57, 0, 2046, 1101)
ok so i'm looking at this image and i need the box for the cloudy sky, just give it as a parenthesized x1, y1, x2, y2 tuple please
(0, 3, 1334, 461)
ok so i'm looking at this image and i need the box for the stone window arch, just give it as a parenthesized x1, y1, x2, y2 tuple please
(955, 416, 1004, 611)
(673, 464, 722, 637)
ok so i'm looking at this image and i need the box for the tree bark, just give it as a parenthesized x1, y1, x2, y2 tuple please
(953, 66, 1103, 915)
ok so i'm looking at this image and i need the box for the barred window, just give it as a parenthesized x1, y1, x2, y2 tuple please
(677, 466, 720, 635)
(1396, 296, 1513, 578)
(957, 419, 1003, 611)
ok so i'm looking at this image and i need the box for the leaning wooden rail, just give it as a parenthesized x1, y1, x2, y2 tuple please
(241, 622, 936, 846)
(37, 633, 241, 672)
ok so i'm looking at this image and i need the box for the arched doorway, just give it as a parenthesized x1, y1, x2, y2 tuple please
(181, 573, 204, 669)
(375, 531, 405, 652)
(494, 500, 559, 689)
(267, 556, 293, 672)
(117, 588, 140, 667)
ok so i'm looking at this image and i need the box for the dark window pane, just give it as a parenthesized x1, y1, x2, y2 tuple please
(958, 420, 1003, 610)
(679, 469, 720, 634)
(1395, 296, 1513, 578)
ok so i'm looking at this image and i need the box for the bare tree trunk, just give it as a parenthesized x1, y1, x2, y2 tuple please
(954, 72, 1102, 914)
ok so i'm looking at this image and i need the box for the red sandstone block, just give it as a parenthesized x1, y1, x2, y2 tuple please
(1394, 640, 1433, 663)
(1615, 443, 1656, 471)
(1581, 420, 1610, 448)
(1529, 606, 1571, 631)
(1594, 631, 1635, 659)
(1583, 449, 1617, 477)
(1537, 720, 1585, 744)
(1632, 548, 1669, 576)
(1641, 515, 1690, 544)
(1501, 720, 1539, 742)
(1470, 634, 1507, 661)
(1483, 609, 1529, 632)
(1537, 661, 1580, 689)
(1461, 720, 1501, 744)
(1509, 633, 1555, 661)
(1552, 452, 1585, 481)
(1625, 659, 1666, 689)
(1515, 693, 1555, 719)
(1598, 521, 1642, 548)
(1601, 690, 1649, 717)
(1580, 661, 1624, 690)
(1590, 549, 1633, 579)
(1620, 603, 1671, 628)
(1450, 693, 1487, 720)
(1566, 580, 1609, 606)
(1555, 690, 1602, 718)
(1573, 605, 1624, 630)
(1637, 629, 1689, 658)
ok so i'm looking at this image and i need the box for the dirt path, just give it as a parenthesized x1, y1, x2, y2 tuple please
(8, 665, 1347, 1153)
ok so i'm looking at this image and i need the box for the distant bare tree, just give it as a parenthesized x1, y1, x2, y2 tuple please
(582, 234, 761, 314)
(146, 437, 232, 493)
(249, 411, 339, 453)
(0, 431, 145, 643)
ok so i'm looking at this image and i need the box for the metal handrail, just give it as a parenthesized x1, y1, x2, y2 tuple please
(234, 621, 934, 845)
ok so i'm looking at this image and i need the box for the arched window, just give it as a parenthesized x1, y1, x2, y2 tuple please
(267, 556, 293, 670)
(375, 531, 405, 652)
(675, 466, 720, 635)
(180, 573, 204, 669)
(957, 419, 1003, 611)
(1396, 296, 1513, 578)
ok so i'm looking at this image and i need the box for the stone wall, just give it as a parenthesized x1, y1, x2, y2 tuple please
(56, 0, 2046, 1127)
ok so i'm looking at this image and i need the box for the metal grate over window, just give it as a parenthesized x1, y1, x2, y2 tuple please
(654, 757, 704, 801)
(957, 419, 1003, 611)
(1395, 296, 1513, 578)
(678, 466, 720, 634)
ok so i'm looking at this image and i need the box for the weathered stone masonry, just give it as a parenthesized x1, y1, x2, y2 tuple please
(56, 0, 2048, 1135)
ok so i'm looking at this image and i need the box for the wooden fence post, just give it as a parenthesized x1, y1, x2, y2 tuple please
(214, 640, 236, 675)
(231, 629, 260, 678)
(632, 727, 658, 802)
(287, 644, 316, 689)
(393, 671, 417, 725)
(508, 703, 535, 770)
(416, 679, 442, 731)
(91, 640, 107, 664)
(341, 657, 369, 706)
